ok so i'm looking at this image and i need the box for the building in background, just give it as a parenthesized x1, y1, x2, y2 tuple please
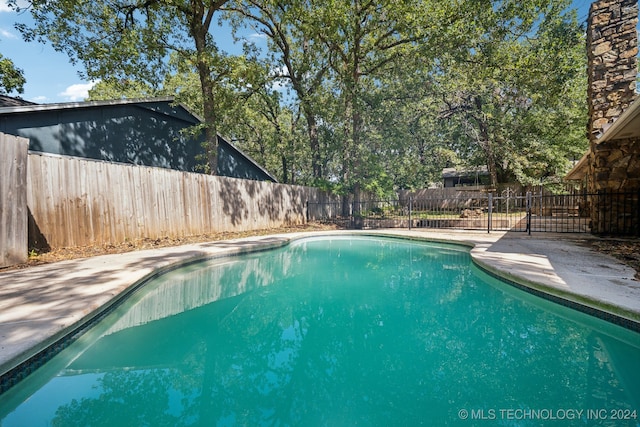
(0, 97, 276, 182)
(442, 166, 490, 188)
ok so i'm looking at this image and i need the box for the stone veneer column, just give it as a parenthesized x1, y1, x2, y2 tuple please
(586, 0, 639, 233)
(587, 0, 637, 146)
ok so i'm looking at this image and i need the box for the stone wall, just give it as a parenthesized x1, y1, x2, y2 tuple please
(586, 0, 640, 234)
(587, 0, 637, 143)
(590, 137, 640, 191)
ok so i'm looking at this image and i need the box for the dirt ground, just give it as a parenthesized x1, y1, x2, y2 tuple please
(3, 224, 640, 279)
(579, 238, 640, 280)
(3, 223, 341, 271)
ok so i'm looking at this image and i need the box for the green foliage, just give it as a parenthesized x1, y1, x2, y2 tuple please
(433, 0, 587, 188)
(0, 53, 26, 95)
(11, 0, 589, 192)
(88, 78, 156, 100)
(14, 0, 233, 174)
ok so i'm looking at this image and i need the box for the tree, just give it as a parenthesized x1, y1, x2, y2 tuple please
(88, 78, 157, 100)
(225, 0, 331, 182)
(11, 0, 588, 192)
(225, 89, 308, 184)
(370, 56, 460, 190)
(435, 0, 586, 188)
(12, 0, 229, 174)
(207, 56, 311, 184)
(303, 0, 442, 199)
(0, 53, 25, 95)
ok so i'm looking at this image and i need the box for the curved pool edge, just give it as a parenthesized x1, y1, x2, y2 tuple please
(468, 241, 640, 332)
(1, 229, 639, 394)
(277, 230, 640, 332)
(364, 230, 640, 331)
(0, 235, 295, 393)
(469, 249, 640, 332)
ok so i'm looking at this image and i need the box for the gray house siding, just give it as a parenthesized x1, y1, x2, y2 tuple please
(218, 141, 273, 181)
(0, 98, 276, 182)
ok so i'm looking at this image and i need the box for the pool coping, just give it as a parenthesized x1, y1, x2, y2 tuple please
(1, 229, 639, 394)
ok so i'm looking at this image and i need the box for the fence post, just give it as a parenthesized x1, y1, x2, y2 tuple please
(0, 133, 29, 267)
(526, 191, 532, 235)
(487, 193, 493, 233)
(408, 196, 412, 230)
(351, 199, 355, 229)
(601, 188, 606, 234)
(636, 189, 640, 237)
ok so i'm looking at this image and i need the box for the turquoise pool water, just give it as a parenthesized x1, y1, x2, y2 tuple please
(0, 236, 639, 426)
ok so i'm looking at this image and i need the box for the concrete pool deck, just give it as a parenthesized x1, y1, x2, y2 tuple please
(1, 229, 639, 382)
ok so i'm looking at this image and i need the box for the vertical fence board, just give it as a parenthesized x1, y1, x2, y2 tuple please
(23, 153, 330, 250)
(0, 133, 29, 267)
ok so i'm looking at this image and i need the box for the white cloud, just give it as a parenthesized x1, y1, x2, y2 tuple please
(271, 78, 288, 92)
(30, 95, 48, 103)
(0, 27, 16, 39)
(0, 0, 28, 13)
(58, 81, 99, 102)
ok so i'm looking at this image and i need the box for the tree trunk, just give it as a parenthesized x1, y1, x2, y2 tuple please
(281, 154, 289, 184)
(190, 3, 219, 175)
(199, 69, 219, 175)
(477, 121, 498, 189)
(305, 111, 322, 180)
(472, 97, 498, 188)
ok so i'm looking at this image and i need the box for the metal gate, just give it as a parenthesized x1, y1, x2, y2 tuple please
(405, 191, 530, 232)
(308, 191, 598, 233)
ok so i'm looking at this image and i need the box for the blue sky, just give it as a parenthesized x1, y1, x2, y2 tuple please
(1, 0, 593, 104)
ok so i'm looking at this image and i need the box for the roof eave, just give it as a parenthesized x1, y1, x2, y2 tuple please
(597, 98, 640, 143)
(565, 151, 590, 181)
(0, 96, 177, 115)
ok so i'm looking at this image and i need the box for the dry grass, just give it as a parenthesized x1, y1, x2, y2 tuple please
(3, 223, 341, 271)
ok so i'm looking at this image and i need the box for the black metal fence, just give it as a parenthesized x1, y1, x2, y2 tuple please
(307, 190, 640, 235)
(590, 190, 640, 235)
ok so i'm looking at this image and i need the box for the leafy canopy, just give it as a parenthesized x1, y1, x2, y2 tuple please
(10, 0, 588, 191)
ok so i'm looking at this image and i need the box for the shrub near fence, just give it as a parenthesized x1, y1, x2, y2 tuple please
(26, 152, 336, 250)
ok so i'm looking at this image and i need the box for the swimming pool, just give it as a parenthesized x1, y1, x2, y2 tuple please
(0, 236, 638, 426)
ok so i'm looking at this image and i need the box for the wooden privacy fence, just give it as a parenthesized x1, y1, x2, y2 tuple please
(0, 134, 29, 267)
(26, 152, 336, 250)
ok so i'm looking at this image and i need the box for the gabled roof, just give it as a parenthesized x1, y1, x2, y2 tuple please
(0, 96, 200, 120)
(217, 134, 278, 183)
(0, 94, 37, 108)
(442, 166, 489, 178)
